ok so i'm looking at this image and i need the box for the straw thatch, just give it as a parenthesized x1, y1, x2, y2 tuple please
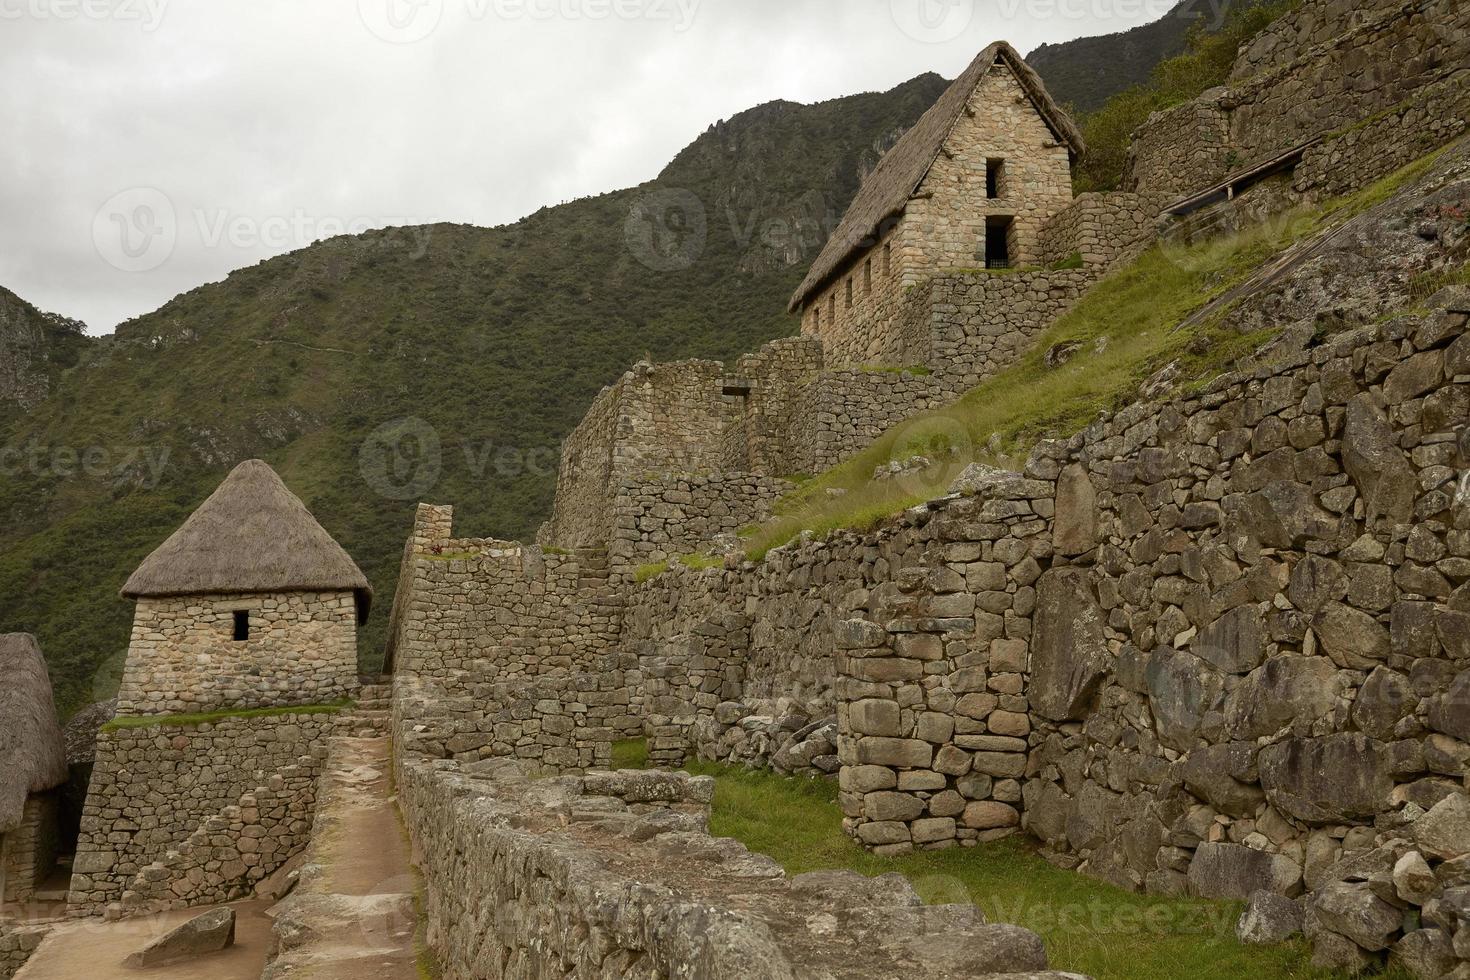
(789, 41, 1085, 313)
(122, 459, 373, 621)
(0, 634, 69, 834)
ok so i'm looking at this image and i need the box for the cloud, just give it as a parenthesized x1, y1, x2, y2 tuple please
(0, 0, 1171, 333)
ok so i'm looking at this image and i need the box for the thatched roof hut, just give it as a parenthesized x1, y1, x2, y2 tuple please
(122, 459, 373, 622)
(0, 634, 69, 834)
(789, 41, 1084, 313)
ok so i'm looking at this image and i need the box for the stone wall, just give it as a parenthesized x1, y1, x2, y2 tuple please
(1126, 0, 1470, 208)
(536, 382, 620, 550)
(0, 922, 47, 980)
(0, 793, 59, 903)
(803, 60, 1075, 367)
(116, 591, 358, 715)
(609, 474, 793, 574)
(392, 665, 624, 772)
(394, 751, 1064, 980)
(390, 515, 621, 683)
(69, 710, 341, 913)
(1038, 193, 1152, 269)
(728, 337, 824, 472)
(790, 369, 953, 475)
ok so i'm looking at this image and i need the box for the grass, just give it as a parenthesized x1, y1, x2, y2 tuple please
(741, 147, 1451, 560)
(678, 553, 725, 571)
(600, 740, 1396, 980)
(101, 699, 353, 731)
(634, 561, 670, 583)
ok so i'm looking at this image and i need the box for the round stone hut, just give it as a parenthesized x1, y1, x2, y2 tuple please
(116, 459, 373, 716)
(0, 633, 68, 903)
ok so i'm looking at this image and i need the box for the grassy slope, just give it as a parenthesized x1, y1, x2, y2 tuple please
(605, 742, 1391, 980)
(741, 147, 1454, 558)
(0, 76, 953, 716)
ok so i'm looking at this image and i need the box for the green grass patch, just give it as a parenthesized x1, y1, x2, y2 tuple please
(684, 760, 1391, 980)
(102, 699, 353, 731)
(634, 560, 670, 583)
(678, 553, 725, 571)
(611, 738, 650, 770)
(1050, 252, 1086, 271)
(741, 149, 1447, 560)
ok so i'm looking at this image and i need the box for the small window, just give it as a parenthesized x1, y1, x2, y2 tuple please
(864, 259, 872, 295)
(986, 216, 1013, 269)
(986, 159, 1005, 199)
(845, 278, 853, 309)
(828, 293, 836, 321)
(883, 242, 892, 277)
(233, 610, 250, 642)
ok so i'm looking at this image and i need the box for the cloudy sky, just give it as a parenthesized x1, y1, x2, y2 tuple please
(1, 0, 1178, 333)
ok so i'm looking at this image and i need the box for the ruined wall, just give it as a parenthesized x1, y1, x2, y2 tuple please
(537, 382, 620, 550)
(70, 710, 341, 912)
(390, 516, 621, 683)
(0, 793, 60, 903)
(1126, 0, 1470, 207)
(0, 922, 47, 980)
(395, 752, 1060, 980)
(728, 336, 825, 473)
(116, 591, 358, 715)
(1038, 193, 1152, 269)
(790, 370, 953, 475)
(610, 474, 793, 573)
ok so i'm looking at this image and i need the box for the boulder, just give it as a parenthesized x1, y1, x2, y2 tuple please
(1312, 880, 1402, 952)
(1146, 647, 1225, 751)
(1412, 793, 1470, 860)
(1392, 928, 1458, 980)
(1225, 656, 1348, 739)
(1030, 568, 1108, 722)
(1313, 602, 1391, 669)
(1194, 604, 1267, 675)
(1236, 890, 1304, 945)
(1353, 667, 1415, 742)
(1182, 744, 1263, 818)
(1052, 463, 1097, 557)
(1393, 851, 1439, 906)
(124, 907, 236, 968)
(1342, 393, 1416, 525)
(1187, 842, 1302, 900)
(1258, 734, 1393, 825)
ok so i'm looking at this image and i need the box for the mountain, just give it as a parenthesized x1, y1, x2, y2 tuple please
(1028, 0, 1242, 114)
(0, 74, 951, 716)
(0, 286, 90, 420)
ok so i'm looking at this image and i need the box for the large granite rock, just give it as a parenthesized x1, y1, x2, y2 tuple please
(1030, 568, 1108, 722)
(1237, 890, 1304, 945)
(1187, 842, 1302, 900)
(1342, 393, 1416, 525)
(1225, 656, 1348, 739)
(1052, 463, 1097, 557)
(1312, 881, 1402, 952)
(1412, 793, 1470, 860)
(1146, 647, 1225, 751)
(1258, 734, 1393, 825)
(124, 907, 236, 968)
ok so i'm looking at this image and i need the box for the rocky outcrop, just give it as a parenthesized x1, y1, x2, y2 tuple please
(0, 286, 86, 413)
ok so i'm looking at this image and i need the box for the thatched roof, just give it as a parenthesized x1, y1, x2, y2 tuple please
(0, 634, 69, 833)
(122, 459, 373, 621)
(789, 41, 1085, 312)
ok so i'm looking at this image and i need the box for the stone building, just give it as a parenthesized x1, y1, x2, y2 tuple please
(117, 458, 372, 715)
(0, 634, 68, 904)
(788, 41, 1084, 367)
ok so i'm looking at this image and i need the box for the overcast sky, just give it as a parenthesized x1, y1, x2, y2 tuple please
(0, 0, 1177, 333)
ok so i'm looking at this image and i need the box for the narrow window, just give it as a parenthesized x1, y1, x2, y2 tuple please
(233, 610, 250, 642)
(845, 278, 853, 309)
(864, 259, 872, 295)
(828, 292, 836, 322)
(883, 242, 892, 277)
(985, 216, 1013, 269)
(986, 159, 1005, 199)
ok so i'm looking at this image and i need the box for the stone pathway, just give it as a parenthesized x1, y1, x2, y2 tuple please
(260, 735, 419, 979)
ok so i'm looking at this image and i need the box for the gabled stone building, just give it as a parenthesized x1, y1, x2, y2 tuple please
(789, 41, 1085, 367)
(117, 458, 372, 715)
(0, 634, 68, 904)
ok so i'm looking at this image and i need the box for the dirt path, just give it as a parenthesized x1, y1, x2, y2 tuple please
(14, 899, 276, 980)
(259, 735, 420, 980)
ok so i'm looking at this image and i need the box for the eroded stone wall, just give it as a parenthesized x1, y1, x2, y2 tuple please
(69, 711, 340, 913)
(1038, 193, 1152, 269)
(116, 591, 358, 715)
(610, 474, 793, 574)
(0, 922, 48, 980)
(0, 793, 59, 903)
